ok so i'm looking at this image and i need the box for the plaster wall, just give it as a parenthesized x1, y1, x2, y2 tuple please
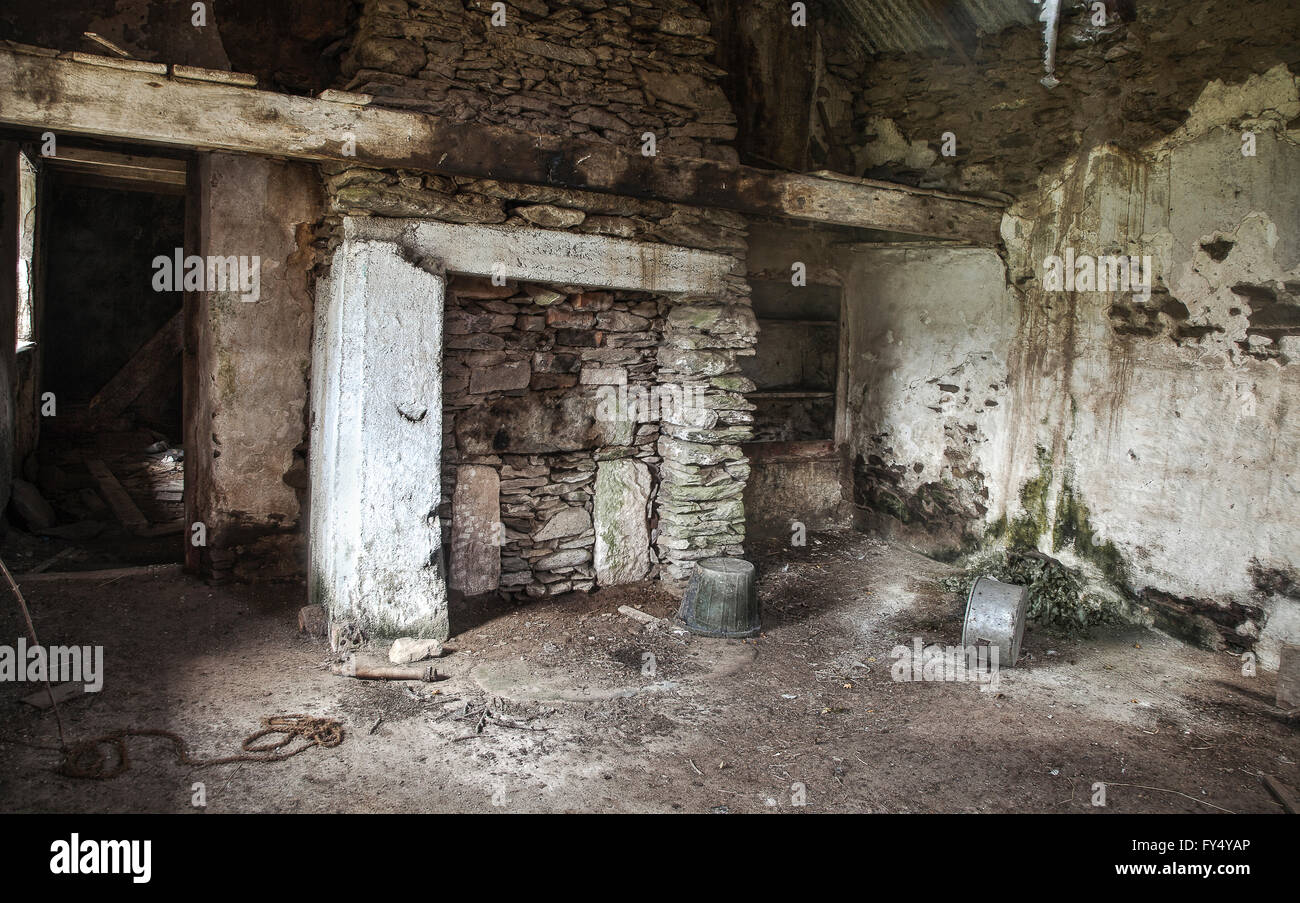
(189, 154, 322, 580)
(999, 68, 1300, 664)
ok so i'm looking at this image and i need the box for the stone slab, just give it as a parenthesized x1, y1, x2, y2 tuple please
(310, 239, 448, 641)
(594, 458, 652, 585)
(343, 216, 732, 294)
(449, 464, 502, 595)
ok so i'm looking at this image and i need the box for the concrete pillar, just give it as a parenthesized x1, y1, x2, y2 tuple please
(310, 239, 448, 641)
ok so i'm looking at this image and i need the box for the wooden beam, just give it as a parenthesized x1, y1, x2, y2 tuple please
(0, 45, 1004, 244)
(87, 310, 183, 420)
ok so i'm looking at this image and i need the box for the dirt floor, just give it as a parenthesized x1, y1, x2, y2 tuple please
(1, 530, 1296, 813)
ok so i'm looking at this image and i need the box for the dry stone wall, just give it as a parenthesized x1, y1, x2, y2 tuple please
(438, 277, 665, 598)
(342, 0, 738, 163)
(318, 165, 756, 593)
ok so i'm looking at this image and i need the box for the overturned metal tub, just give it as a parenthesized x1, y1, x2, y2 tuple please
(962, 576, 1029, 667)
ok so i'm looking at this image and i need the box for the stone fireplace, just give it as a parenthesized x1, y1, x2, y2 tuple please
(441, 276, 664, 600)
(311, 216, 752, 642)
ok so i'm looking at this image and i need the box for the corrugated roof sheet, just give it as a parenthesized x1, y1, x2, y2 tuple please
(827, 0, 1040, 56)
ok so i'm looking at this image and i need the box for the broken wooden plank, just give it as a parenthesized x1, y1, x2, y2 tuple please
(86, 310, 183, 420)
(44, 146, 186, 191)
(59, 51, 165, 74)
(81, 33, 131, 59)
(23, 548, 78, 575)
(329, 663, 448, 682)
(618, 604, 663, 625)
(171, 64, 257, 87)
(136, 519, 185, 537)
(1278, 643, 1300, 709)
(20, 681, 85, 710)
(85, 460, 150, 532)
(0, 45, 1003, 243)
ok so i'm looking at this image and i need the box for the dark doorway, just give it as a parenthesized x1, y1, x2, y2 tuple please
(3, 151, 189, 573)
(41, 177, 184, 435)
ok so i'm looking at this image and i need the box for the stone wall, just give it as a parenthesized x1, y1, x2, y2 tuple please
(316, 2, 757, 594)
(342, 0, 737, 162)
(320, 179, 758, 601)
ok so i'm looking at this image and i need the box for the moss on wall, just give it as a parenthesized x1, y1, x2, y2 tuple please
(1006, 445, 1052, 549)
(1052, 479, 1128, 588)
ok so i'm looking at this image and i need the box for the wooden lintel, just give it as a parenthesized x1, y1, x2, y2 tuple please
(0, 44, 1004, 243)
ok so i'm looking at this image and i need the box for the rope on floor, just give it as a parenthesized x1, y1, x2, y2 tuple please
(4, 552, 345, 780)
(59, 715, 345, 780)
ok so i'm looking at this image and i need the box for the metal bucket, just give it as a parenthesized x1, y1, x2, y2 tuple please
(962, 576, 1029, 667)
(679, 558, 760, 638)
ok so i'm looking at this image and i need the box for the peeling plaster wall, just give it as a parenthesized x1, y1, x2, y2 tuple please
(843, 246, 1016, 554)
(189, 154, 323, 581)
(999, 66, 1300, 666)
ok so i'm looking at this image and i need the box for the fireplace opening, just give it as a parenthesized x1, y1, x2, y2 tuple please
(439, 275, 664, 602)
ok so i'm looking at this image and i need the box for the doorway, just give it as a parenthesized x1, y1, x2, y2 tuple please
(3, 145, 189, 573)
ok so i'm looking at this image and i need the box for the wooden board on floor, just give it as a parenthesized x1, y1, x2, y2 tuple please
(1262, 775, 1298, 814)
(85, 459, 150, 531)
(23, 547, 77, 574)
(136, 520, 185, 537)
(16, 563, 182, 583)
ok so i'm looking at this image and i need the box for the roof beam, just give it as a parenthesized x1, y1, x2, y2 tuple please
(0, 44, 1004, 244)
